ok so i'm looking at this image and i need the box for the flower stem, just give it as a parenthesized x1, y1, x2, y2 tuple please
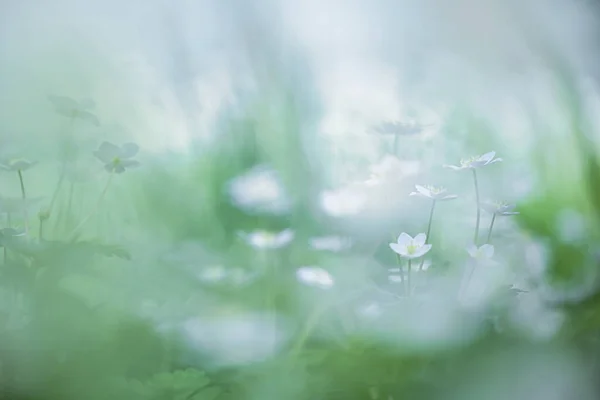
(472, 169, 481, 245)
(49, 116, 75, 214)
(17, 170, 29, 234)
(419, 200, 436, 271)
(68, 172, 113, 241)
(391, 233, 406, 291)
(407, 258, 412, 296)
(39, 219, 44, 241)
(487, 214, 496, 243)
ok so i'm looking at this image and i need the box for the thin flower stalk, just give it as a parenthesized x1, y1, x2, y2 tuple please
(472, 169, 481, 245)
(419, 200, 436, 271)
(17, 170, 28, 234)
(487, 213, 496, 243)
(68, 171, 114, 241)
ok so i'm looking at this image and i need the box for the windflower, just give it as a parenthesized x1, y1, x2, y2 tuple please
(93, 141, 140, 173)
(48, 95, 100, 126)
(466, 244, 495, 260)
(296, 266, 334, 289)
(481, 201, 519, 216)
(409, 185, 457, 201)
(308, 236, 352, 252)
(0, 158, 37, 172)
(320, 187, 366, 217)
(389, 233, 432, 259)
(444, 151, 502, 171)
(227, 165, 291, 215)
(239, 229, 294, 250)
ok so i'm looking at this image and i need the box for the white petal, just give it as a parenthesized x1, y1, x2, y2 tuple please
(389, 242, 408, 256)
(443, 164, 464, 171)
(412, 244, 432, 258)
(480, 244, 495, 258)
(415, 185, 431, 197)
(502, 211, 520, 216)
(489, 158, 503, 164)
(479, 151, 496, 163)
(396, 232, 413, 246)
(413, 233, 427, 247)
(466, 244, 478, 258)
(439, 194, 458, 201)
(296, 267, 334, 288)
(421, 259, 432, 271)
(409, 191, 421, 197)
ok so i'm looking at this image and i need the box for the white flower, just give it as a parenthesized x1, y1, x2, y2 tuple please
(409, 185, 458, 201)
(240, 229, 294, 250)
(296, 267, 334, 289)
(481, 201, 519, 216)
(48, 95, 100, 126)
(308, 236, 352, 252)
(320, 187, 366, 217)
(389, 233, 432, 259)
(444, 151, 502, 171)
(227, 165, 291, 215)
(466, 244, 495, 260)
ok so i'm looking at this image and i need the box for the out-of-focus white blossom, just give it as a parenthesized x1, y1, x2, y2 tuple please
(320, 187, 366, 217)
(308, 236, 352, 252)
(296, 266, 334, 289)
(227, 165, 291, 215)
(481, 201, 519, 216)
(466, 244, 495, 260)
(239, 229, 294, 250)
(444, 151, 502, 171)
(410, 185, 458, 201)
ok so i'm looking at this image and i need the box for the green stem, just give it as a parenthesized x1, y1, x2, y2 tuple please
(49, 116, 75, 214)
(288, 288, 367, 357)
(487, 213, 496, 244)
(68, 172, 113, 241)
(17, 170, 28, 234)
(288, 304, 327, 357)
(462, 263, 477, 298)
(39, 219, 44, 241)
(391, 233, 406, 292)
(3, 247, 6, 264)
(472, 169, 481, 245)
(65, 180, 75, 229)
(407, 258, 412, 296)
(419, 200, 436, 271)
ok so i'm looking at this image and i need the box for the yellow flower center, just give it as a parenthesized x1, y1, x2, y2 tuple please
(406, 243, 418, 254)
